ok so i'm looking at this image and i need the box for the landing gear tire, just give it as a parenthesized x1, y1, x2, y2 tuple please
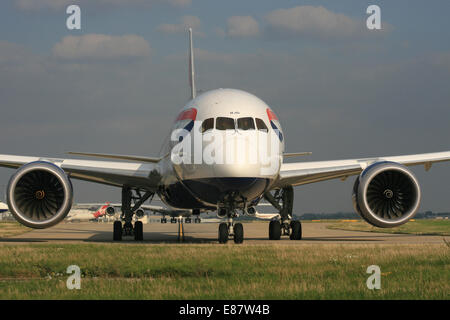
(269, 220, 281, 240)
(233, 223, 244, 244)
(134, 221, 143, 241)
(290, 221, 302, 240)
(185, 218, 192, 223)
(170, 218, 177, 224)
(113, 221, 122, 241)
(218, 222, 229, 244)
(194, 217, 201, 223)
(161, 218, 167, 224)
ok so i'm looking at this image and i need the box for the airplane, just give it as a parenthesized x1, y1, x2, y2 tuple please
(66, 202, 113, 222)
(0, 28, 449, 243)
(79, 199, 195, 223)
(143, 204, 199, 224)
(0, 201, 8, 214)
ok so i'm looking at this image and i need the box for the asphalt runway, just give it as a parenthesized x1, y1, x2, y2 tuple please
(1, 221, 446, 244)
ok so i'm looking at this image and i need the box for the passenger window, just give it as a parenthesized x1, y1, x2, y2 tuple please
(216, 117, 235, 130)
(201, 118, 214, 133)
(237, 117, 255, 130)
(256, 118, 268, 132)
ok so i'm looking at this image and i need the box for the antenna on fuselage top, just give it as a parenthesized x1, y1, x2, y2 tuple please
(188, 28, 196, 100)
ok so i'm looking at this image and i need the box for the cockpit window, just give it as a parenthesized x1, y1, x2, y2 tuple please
(216, 117, 235, 130)
(255, 118, 268, 132)
(237, 117, 255, 130)
(201, 118, 214, 133)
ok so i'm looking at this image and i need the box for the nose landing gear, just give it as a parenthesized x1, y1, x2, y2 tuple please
(218, 213, 244, 244)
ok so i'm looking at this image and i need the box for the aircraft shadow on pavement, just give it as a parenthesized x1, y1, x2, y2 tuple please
(0, 231, 218, 244)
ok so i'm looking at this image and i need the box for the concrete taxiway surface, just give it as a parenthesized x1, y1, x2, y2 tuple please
(1, 221, 446, 244)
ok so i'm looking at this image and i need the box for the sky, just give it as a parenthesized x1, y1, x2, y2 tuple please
(0, 0, 449, 213)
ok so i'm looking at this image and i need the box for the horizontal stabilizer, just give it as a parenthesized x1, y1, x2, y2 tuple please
(67, 152, 161, 163)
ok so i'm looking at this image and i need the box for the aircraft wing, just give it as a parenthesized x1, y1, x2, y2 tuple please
(275, 151, 450, 188)
(0, 154, 161, 190)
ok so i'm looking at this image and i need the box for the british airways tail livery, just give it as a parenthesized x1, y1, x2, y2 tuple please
(1, 29, 449, 243)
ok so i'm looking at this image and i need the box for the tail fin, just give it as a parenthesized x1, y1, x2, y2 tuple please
(188, 28, 196, 100)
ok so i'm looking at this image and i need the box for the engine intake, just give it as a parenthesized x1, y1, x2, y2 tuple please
(135, 208, 145, 218)
(245, 206, 256, 216)
(352, 162, 421, 228)
(6, 162, 73, 229)
(106, 206, 115, 216)
(217, 207, 228, 218)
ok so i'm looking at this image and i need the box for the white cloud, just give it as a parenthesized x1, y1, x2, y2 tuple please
(157, 16, 203, 36)
(52, 34, 151, 60)
(15, 0, 191, 11)
(227, 16, 260, 38)
(266, 6, 362, 39)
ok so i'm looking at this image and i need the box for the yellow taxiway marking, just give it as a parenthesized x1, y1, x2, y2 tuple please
(178, 218, 185, 242)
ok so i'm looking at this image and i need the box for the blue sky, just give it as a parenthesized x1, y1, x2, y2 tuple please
(1, 0, 449, 212)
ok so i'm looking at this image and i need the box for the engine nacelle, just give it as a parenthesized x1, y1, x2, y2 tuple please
(245, 206, 256, 216)
(352, 162, 421, 228)
(106, 206, 115, 216)
(135, 208, 145, 218)
(217, 207, 228, 218)
(6, 161, 73, 229)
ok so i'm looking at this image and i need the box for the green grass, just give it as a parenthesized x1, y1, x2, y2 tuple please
(327, 219, 450, 236)
(0, 243, 448, 299)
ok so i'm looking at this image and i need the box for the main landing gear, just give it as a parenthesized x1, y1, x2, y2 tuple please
(113, 220, 143, 241)
(264, 186, 302, 241)
(268, 220, 302, 240)
(113, 187, 153, 241)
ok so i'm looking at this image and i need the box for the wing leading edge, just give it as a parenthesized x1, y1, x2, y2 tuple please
(0, 154, 161, 190)
(276, 151, 450, 188)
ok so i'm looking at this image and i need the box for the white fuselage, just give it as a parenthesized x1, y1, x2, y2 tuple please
(157, 88, 284, 210)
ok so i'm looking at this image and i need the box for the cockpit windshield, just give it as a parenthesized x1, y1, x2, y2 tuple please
(237, 117, 255, 130)
(201, 118, 214, 133)
(255, 118, 268, 132)
(216, 117, 235, 130)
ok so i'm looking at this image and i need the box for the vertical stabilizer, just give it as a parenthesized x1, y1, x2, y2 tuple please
(188, 28, 196, 100)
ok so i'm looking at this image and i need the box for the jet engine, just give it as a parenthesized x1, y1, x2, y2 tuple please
(217, 207, 228, 218)
(6, 161, 73, 229)
(352, 162, 421, 228)
(245, 206, 256, 216)
(135, 208, 145, 218)
(106, 206, 115, 216)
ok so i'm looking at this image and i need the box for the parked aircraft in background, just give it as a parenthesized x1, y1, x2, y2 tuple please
(1, 29, 449, 243)
(66, 202, 112, 222)
(0, 201, 8, 214)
